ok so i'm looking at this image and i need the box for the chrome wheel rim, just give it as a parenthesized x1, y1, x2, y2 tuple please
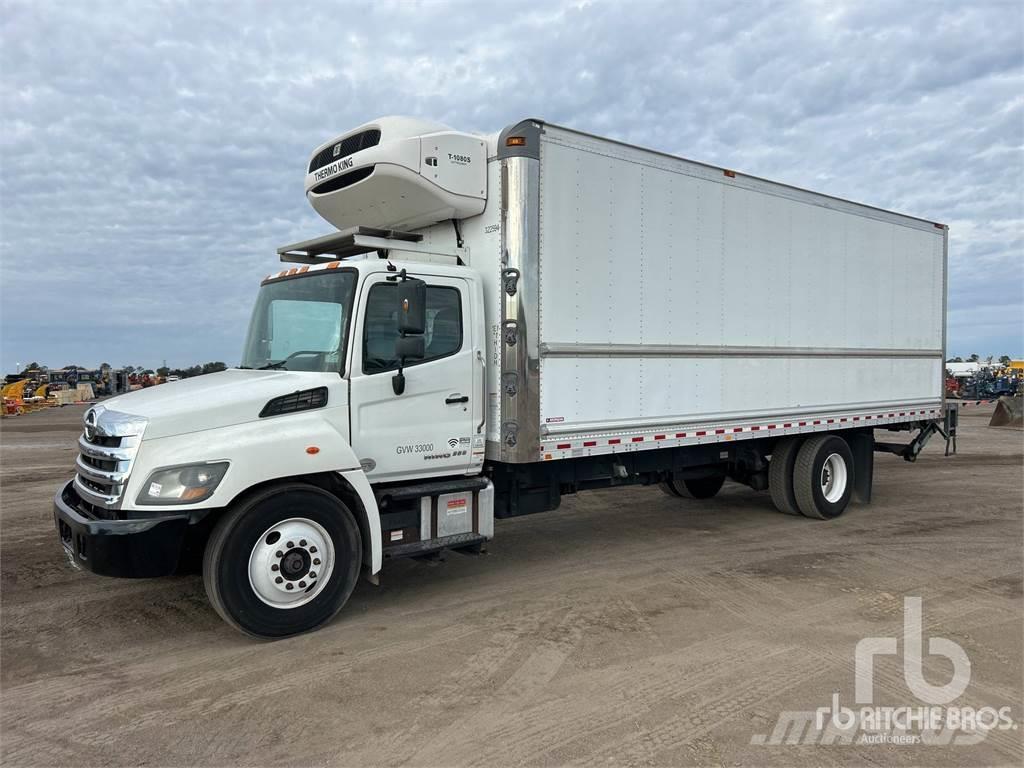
(248, 518, 334, 609)
(820, 453, 848, 503)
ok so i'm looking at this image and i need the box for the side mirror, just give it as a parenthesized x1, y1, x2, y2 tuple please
(397, 278, 426, 335)
(393, 277, 426, 396)
(395, 335, 425, 361)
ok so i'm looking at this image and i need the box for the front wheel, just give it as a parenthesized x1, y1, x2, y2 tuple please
(203, 484, 362, 638)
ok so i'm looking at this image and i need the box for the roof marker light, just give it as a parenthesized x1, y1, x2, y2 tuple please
(506, 136, 526, 146)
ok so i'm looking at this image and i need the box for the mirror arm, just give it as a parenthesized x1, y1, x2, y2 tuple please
(392, 337, 406, 396)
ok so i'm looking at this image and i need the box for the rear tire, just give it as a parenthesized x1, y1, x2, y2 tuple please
(203, 483, 362, 638)
(768, 438, 803, 515)
(793, 435, 854, 520)
(662, 473, 726, 499)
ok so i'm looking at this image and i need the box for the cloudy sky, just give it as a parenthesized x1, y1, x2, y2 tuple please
(1, 0, 1021, 372)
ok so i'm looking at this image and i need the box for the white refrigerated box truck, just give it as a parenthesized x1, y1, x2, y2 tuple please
(55, 116, 955, 637)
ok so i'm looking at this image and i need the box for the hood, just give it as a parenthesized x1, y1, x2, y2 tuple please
(101, 369, 346, 440)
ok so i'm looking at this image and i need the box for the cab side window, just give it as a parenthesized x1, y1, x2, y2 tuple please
(363, 283, 463, 374)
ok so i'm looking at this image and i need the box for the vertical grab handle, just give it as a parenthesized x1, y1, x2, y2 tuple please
(476, 349, 486, 434)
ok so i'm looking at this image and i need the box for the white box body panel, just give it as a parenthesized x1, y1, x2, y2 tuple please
(531, 126, 945, 446)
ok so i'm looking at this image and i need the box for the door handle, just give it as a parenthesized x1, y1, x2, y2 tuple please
(445, 395, 469, 405)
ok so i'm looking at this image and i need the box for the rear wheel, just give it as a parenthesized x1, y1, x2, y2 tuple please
(768, 438, 803, 515)
(660, 473, 726, 499)
(203, 484, 362, 638)
(793, 435, 854, 520)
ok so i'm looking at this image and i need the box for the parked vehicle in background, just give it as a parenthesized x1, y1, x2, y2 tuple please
(54, 116, 955, 637)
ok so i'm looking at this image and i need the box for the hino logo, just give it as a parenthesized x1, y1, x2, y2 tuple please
(84, 409, 98, 441)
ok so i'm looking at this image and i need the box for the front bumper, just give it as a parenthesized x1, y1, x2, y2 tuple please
(53, 481, 192, 577)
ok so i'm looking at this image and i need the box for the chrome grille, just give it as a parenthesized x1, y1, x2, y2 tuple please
(73, 406, 146, 510)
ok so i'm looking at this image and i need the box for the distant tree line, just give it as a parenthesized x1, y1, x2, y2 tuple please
(153, 362, 229, 379)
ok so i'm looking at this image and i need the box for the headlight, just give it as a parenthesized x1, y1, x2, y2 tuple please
(137, 462, 229, 505)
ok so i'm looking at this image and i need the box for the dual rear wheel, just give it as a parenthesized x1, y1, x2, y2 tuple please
(770, 435, 854, 519)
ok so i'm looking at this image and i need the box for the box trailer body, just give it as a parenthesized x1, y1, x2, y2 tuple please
(53, 116, 954, 638)
(483, 122, 945, 464)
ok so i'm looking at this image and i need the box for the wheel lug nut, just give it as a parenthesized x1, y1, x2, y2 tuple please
(300, 539, 307, 547)
(313, 558, 321, 565)
(271, 564, 279, 571)
(299, 581, 307, 588)
(310, 546, 317, 553)
(275, 576, 283, 584)
(287, 541, 294, 548)
(286, 583, 293, 590)
(275, 550, 283, 558)
(309, 571, 317, 578)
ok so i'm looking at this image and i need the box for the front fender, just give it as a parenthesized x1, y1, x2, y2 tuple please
(122, 410, 382, 573)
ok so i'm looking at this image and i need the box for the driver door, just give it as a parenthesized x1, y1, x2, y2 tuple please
(349, 273, 475, 483)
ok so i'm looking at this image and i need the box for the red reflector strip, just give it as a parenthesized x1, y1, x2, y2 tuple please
(631, 436, 644, 442)
(751, 426, 760, 431)
(813, 420, 821, 425)
(608, 438, 621, 445)
(654, 434, 666, 440)
(695, 431, 707, 437)
(888, 413, 895, 417)
(798, 422, 807, 427)
(840, 418, 847, 422)
(853, 416, 860, 421)
(676, 432, 687, 438)
(583, 440, 597, 447)
(767, 424, 776, 429)
(556, 443, 571, 450)
(827, 419, 835, 424)
(783, 423, 792, 428)
(715, 429, 725, 434)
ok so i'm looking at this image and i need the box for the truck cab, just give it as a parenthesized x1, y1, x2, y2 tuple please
(243, 256, 488, 484)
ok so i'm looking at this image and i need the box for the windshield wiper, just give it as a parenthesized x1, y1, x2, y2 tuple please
(258, 360, 288, 370)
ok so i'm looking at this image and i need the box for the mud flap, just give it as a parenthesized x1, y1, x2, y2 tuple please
(846, 430, 874, 504)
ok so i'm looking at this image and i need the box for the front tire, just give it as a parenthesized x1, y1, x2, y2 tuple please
(793, 435, 854, 520)
(203, 484, 362, 638)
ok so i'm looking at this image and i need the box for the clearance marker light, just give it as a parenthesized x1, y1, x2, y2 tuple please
(306, 446, 320, 455)
(506, 136, 527, 146)
(723, 169, 736, 178)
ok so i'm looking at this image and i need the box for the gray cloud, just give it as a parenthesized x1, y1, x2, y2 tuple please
(1, 0, 1021, 371)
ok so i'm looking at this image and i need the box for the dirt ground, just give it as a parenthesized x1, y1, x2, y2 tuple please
(1, 403, 1021, 767)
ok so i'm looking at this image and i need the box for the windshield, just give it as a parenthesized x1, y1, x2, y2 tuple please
(240, 270, 357, 372)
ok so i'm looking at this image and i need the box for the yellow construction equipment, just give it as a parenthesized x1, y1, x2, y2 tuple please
(1, 379, 30, 416)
